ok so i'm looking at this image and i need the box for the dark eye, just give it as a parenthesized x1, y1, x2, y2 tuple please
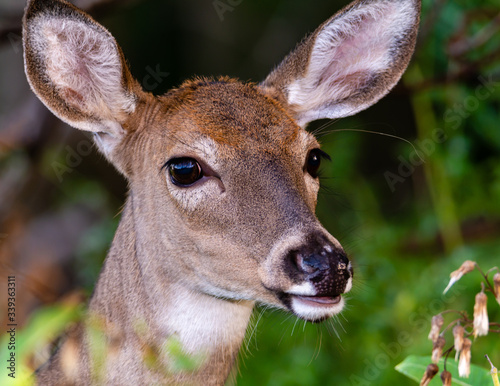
(167, 158, 203, 187)
(306, 149, 329, 178)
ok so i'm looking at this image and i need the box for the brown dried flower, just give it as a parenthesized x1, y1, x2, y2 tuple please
(432, 336, 446, 364)
(453, 324, 465, 352)
(420, 363, 439, 386)
(473, 291, 489, 338)
(428, 314, 444, 343)
(441, 370, 452, 386)
(494, 272, 500, 306)
(458, 338, 472, 378)
(443, 260, 476, 294)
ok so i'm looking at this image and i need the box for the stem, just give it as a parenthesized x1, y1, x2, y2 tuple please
(442, 319, 465, 335)
(475, 264, 496, 294)
(464, 327, 475, 338)
(486, 267, 499, 276)
(405, 65, 463, 253)
(486, 355, 500, 386)
(441, 309, 470, 321)
(442, 345, 455, 371)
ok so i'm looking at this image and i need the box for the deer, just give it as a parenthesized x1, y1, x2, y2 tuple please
(23, 0, 420, 384)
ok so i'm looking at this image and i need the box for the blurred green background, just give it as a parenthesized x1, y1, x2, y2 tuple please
(0, 0, 499, 385)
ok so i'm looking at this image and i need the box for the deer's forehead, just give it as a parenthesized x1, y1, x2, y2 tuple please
(152, 80, 315, 157)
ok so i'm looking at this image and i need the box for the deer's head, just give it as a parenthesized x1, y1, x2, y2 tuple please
(23, 0, 420, 323)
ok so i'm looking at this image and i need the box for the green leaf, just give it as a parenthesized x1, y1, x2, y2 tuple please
(395, 355, 492, 385)
(0, 301, 83, 385)
(163, 335, 205, 373)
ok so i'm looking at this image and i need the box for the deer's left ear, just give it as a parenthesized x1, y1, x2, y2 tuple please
(260, 0, 420, 127)
(22, 0, 141, 156)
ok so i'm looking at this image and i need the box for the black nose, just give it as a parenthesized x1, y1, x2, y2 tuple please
(289, 233, 351, 296)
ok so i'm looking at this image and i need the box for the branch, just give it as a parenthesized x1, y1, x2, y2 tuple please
(449, 12, 500, 58)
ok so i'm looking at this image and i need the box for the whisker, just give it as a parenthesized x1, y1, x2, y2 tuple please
(291, 317, 300, 336)
(244, 306, 266, 352)
(313, 326, 323, 362)
(328, 317, 342, 341)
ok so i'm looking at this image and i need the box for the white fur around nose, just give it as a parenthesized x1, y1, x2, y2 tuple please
(32, 17, 136, 133)
(288, 282, 317, 296)
(287, 1, 417, 123)
(291, 296, 345, 321)
(344, 261, 353, 293)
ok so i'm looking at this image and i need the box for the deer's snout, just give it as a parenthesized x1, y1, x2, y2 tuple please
(260, 229, 352, 322)
(289, 234, 352, 297)
(257, 231, 353, 322)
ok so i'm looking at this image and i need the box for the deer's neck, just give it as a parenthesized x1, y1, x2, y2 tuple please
(89, 195, 254, 383)
(157, 285, 254, 356)
(156, 285, 254, 383)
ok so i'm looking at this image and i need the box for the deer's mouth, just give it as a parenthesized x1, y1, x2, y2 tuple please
(276, 291, 345, 322)
(294, 295, 342, 306)
(260, 231, 352, 321)
(290, 294, 345, 322)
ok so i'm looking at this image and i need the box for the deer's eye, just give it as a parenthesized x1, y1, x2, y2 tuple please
(305, 149, 330, 178)
(167, 158, 203, 187)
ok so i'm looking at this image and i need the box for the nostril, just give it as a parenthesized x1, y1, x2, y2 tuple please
(293, 252, 329, 277)
(286, 233, 352, 291)
(337, 261, 347, 271)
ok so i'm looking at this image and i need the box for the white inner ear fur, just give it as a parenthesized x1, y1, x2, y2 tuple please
(34, 18, 136, 134)
(287, 1, 417, 124)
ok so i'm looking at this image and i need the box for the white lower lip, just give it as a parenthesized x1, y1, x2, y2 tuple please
(295, 295, 342, 306)
(291, 295, 345, 321)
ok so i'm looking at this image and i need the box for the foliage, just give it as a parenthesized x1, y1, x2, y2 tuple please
(0, 300, 83, 385)
(395, 356, 491, 385)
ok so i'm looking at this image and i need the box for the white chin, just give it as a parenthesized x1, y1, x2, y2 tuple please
(290, 295, 345, 321)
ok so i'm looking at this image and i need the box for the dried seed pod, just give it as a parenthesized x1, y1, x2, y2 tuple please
(494, 273, 500, 306)
(441, 370, 452, 386)
(420, 363, 439, 386)
(453, 324, 465, 352)
(458, 338, 472, 378)
(473, 291, 489, 338)
(432, 336, 446, 364)
(428, 314, 444, 342)
(443, 260, 476, 294)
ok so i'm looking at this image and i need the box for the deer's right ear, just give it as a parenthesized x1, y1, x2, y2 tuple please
(23, 0, 139, 155)
(261, 0, 420, 127)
